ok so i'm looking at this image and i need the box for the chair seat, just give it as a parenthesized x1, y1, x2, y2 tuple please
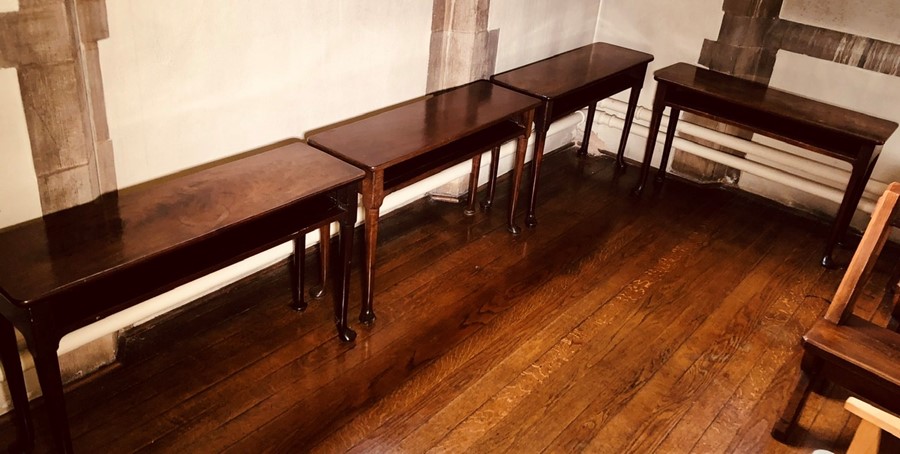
(803, 315, 900, 412)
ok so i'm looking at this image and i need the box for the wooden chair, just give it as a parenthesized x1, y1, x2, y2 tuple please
(844, 397, 900, 454)
(772, 182, 900, 441)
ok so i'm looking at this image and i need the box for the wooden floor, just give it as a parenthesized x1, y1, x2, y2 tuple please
(2, 148, 898, 453)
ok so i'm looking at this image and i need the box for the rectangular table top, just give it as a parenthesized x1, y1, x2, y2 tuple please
(491, 42, 653, 101)
(307, 80, 541, 172)
(0, 140, 363, 306)
(656, 63, 898, 145)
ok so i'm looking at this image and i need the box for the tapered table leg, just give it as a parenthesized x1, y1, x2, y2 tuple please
(290, 237, 307, 311)
(578, 103, 596, 157)
(616, 84, 643, 170)
(26, 328, 73, 453)
(525, 107, 550, 228)
(465, 153, 482, 216)
(360, 201, 381, 324)
(334, 188, 357, 342)
(822, 150, 878, 268)
(656, 107, 681, 183)
(482, 146, 501, 211)
(507, 109, 535, 234)
(310, 224, 330, 299)
(633, 83, 668, 195)
(0, 318, 33, 453)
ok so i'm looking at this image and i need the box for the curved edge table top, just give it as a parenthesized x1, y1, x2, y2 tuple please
(654, 62, 898, 145)
(491, 42, 654, 100)
(307, 80, 541, 172)
(0, 140, 364, 306)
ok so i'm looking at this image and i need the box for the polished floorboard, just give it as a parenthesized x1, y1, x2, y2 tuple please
(2, 148, 897, 453)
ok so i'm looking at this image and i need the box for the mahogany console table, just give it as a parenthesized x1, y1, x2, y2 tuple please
(634, 63, 898, 267)
(308, 80, 540, 323)
(491, 42, 653, 227)
(0, 141, 363, 452)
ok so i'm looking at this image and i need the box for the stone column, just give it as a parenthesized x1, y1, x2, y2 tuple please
(0, 0, 115, 215)
(426, 0, 499, 199)
(0, 0, 117, 390)
(773, 20, 900, 77)
(426, 0, 497, 93)
(671, 0, 784, 184)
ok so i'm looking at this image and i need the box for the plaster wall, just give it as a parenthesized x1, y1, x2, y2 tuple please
(763, 53, 900, 183)
(781, 0, 900, 44)
(0, 68, 42, 227)
(489, 0, 601, 73)
(101, 0, 432, 188)
(740, 5, 900, 219)
(766, 4, 900, 185)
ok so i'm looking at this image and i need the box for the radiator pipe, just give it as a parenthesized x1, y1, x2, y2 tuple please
(597, 98, 887, 201)
(594, 110, 877, 214)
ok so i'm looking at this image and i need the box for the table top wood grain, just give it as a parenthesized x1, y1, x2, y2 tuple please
(655, 62, 898, 145)
(0, 140, 363, 306)
(307, 81, 541, 172)
(491, 42, 653, 101)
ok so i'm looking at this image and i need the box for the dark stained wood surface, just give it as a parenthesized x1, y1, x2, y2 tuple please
(491, 42, 653, 101)
(0, 141, 363, 307)
(805, 316, 900, 392)
(308, 81, 540, 171)
(308, 80, 539, 324)
(2, 149, 896, 453)
(772, 183, 900, 441)
(0, 140, 363, 452)
(490, 42, 652, 227)
(655, 63, 897, 158)
(636, 63, 898, 269)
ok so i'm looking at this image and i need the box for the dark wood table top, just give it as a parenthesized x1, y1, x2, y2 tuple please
(656, 63, 898, 145)
(0, 140, 364, 307)
(491, 42, 653, 100)
(307, 80, 541, 172)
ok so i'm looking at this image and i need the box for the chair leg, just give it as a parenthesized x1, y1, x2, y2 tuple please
(885, 265, 900, 332)
(891, 301, 900, 333)
(772, 354, 823, 442)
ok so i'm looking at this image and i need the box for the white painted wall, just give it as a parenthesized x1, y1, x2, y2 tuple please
(782, 0, 900, 43)
(0, 0, 17, 13)
(101, 0, 433, 187)
(0, 68, 42, 228)
(591, 0, 723, 161)
(767, 5, 900, 187)
(489, 0, 602, 73)
(742, 52, 900, 219)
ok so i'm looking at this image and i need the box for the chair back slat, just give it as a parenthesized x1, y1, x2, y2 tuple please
(826, 182, 900, 324)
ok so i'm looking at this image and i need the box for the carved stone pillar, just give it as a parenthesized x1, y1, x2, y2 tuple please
(0, 0, 115, 215)
(672, 0, 784, 184)
(427, 0, 498, 93)
(700, 0, 783, 83)
(0, 0, 117, 391)
(427, 0, 499, 199)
